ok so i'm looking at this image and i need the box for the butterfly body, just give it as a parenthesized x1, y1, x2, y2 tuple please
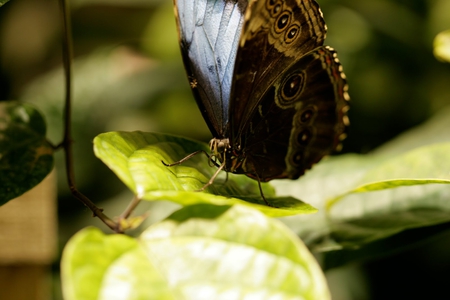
(174, 0, 349, 184)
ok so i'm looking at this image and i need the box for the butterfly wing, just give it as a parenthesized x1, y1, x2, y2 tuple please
(173, 0, 248, 137)
(237, 46, 349, 181)
(229, 0, 327, 137)
(174, 0, 349, 181)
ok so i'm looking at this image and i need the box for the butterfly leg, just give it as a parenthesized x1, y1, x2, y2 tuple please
(161, 150, 209, 167)
(250, 171, 273, 207)
(162, 149, 225, 192)
(195, 162, 225, 192)
(256, 177, 272, 207)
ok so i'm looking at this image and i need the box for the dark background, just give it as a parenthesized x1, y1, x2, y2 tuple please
(1, 0, 450, 299)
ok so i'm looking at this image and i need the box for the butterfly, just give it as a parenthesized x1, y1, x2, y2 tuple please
(170, 0, 349, 203)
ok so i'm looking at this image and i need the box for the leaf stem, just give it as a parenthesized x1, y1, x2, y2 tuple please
(59, 0, 117, 232)
(119, 195, 142, 220)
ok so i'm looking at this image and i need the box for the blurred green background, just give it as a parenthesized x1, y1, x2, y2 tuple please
(1, 0, 450, 299)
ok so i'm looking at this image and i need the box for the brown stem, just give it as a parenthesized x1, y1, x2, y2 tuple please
(119, 195, 141, 221)
(59, 0, 117, 232)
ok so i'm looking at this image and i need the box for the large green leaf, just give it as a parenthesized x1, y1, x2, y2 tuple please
(61, 227, 140, 300)
(61, 204, 330, 300)
(280, 142, 450, 252)
(326, 142, 450, 247)
(328, 142, 450, 206)
(0, 101, 53, 205)
(0, 0, 10, 7)
(276, 154, 382, 250)
(93, 131, 317, 217)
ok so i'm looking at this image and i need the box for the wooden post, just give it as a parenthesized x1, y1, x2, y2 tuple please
(0, 171, 57, 300)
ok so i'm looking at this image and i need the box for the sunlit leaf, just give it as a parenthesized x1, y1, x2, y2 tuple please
(277, 141, 450, 252)
(61, 227, 139, 300)
(0, 101, 53, 205)
(94, 131, 316, 217)
(62, 205, 331, 300)
(325, 143, 450, 248)
(276, 154, 381, 248)
(328, 142, 450, 207)
(434, 29, 450, 63)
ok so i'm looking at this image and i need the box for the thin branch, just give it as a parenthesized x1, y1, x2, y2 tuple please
(119, 195, 142, 221)
(59, 0, 117, 232)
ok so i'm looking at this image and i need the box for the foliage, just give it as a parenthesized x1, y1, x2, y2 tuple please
(1, 0, 450, 299)
(62, 205, 330, 300)
(278, 142, 450, 251)
(93, 131, 317, 216)
(0, 101, 53, 205)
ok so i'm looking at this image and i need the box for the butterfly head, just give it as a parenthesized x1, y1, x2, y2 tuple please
(209, 138, 246, 174)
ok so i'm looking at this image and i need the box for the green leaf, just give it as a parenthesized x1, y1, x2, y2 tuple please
(434, 29, 450, 63)
(277, 142, 450, 252)
(93, 131, 317, 217)
(0, 0, 10, 7)
(62, 205, 330, 300)
(98, 246, 175, 300)
(277, 154, 382, 250)
(325, 143, 450, 248)
(328, 142, 450, 207)
(61, 227, 140, 300)
(0, 101, 54, 205)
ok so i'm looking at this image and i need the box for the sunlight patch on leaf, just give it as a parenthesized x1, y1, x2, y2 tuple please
(61, 227, 139, 300)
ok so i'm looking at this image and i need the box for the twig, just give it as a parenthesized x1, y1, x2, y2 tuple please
(119, 195, 142, 220)
(59, 0, 117, 232)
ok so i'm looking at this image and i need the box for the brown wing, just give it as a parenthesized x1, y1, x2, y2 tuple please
(238, 46, 349, 181)
(229, 0, 327, 139)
